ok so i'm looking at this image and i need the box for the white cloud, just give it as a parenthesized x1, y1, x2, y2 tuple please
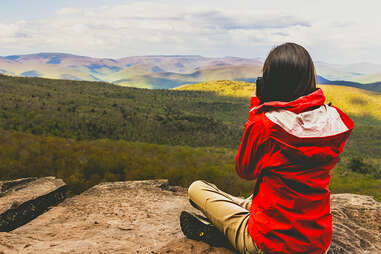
(57, 7, 81, 16)
(0, 0, 381, 64)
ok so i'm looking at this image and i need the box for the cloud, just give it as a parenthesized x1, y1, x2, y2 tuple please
(0, 23, 20, 38)
(1, 3, 311, 57)
(0, 1, 380, 64)
(192, 11, 310, 30)
(57, 7, 81, 16)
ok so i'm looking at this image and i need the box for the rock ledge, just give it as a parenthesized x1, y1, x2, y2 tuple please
(0, 177, 66, 232)
(0, 179, 380, 254)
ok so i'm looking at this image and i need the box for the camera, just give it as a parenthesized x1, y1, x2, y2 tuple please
(256, 77, 264, 101)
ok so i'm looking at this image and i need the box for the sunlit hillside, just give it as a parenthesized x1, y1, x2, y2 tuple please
(322, 85, 381, 121)
(176, 80, 255, 97)
(176, 81, 381, 121)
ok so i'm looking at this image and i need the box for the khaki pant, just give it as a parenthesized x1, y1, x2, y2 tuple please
(188, 180, 264, 254)
(188, 180, 330, 254)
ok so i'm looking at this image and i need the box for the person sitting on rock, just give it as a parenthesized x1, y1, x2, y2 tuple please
(180, 42, 354, 254)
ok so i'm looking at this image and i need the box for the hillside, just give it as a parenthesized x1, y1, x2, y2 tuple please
(0, 54, 262, 89)
(0, 76, 381, 200)
(0, 128, 251, 196)
(316, 76, 381, 93)
(0, 74, 249, 147)
(113, 64, 262, 89)
(176, 80, 381, 121)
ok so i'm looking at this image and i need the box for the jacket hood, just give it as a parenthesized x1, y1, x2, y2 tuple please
(250, 88, 354, 139)
(250, 88, 326, 114)
(249, 88, 354, 165)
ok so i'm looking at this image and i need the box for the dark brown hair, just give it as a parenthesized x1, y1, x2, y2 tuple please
(260, 42, 317, 103)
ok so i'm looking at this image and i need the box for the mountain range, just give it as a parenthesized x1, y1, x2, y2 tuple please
(1, 53, 381, 90)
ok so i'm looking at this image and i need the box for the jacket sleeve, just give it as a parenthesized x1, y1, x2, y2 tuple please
(235, 107, 267, 180)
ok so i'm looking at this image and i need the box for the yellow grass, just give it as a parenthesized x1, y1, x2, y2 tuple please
(176, 81, 381, 121)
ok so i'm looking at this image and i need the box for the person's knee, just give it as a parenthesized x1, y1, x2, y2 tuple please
(188, 180, 214, 200)
(188, 180, 205, 196)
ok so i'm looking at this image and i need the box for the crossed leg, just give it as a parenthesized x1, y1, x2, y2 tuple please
(188, 180, 263, 254)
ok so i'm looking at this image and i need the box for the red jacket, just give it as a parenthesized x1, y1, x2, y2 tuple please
(235, 88, 353, 254)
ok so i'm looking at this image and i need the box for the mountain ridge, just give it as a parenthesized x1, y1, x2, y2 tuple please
(1, 52, 380, 89)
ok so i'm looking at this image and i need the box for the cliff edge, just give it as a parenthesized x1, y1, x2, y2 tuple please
(0, 179, 380, 254)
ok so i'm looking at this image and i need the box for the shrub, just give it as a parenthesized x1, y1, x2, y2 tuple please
(348, 156, 371, 174)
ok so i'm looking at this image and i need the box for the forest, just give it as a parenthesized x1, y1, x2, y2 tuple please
(0, 75, 380, 199)
(0, 74, 247, 147)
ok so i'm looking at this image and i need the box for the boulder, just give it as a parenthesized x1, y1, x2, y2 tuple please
(0, 177, 66, 232)
(0, 179, 379, 254)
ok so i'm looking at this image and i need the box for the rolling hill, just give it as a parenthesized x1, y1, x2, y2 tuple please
(1, 53, 381, 90)
(0, 75, 380, 199)
(0, 53, 262, 89)
(317, 75, 381, 93)
(0, 74, 250, 147)
(176, 80, 381, 122)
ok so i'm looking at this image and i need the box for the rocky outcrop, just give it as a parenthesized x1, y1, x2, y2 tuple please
(330, 194, 381, 253)
(0, 179, 380, 254)
(0, 177, 66, 232)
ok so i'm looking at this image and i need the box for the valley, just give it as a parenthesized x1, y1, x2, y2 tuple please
(0, 75, 380, 200)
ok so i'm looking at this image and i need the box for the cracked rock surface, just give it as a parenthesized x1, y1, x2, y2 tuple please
(0, 179, 380, 254)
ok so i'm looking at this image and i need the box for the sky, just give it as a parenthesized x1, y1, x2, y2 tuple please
(0, 0, 380, 64)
